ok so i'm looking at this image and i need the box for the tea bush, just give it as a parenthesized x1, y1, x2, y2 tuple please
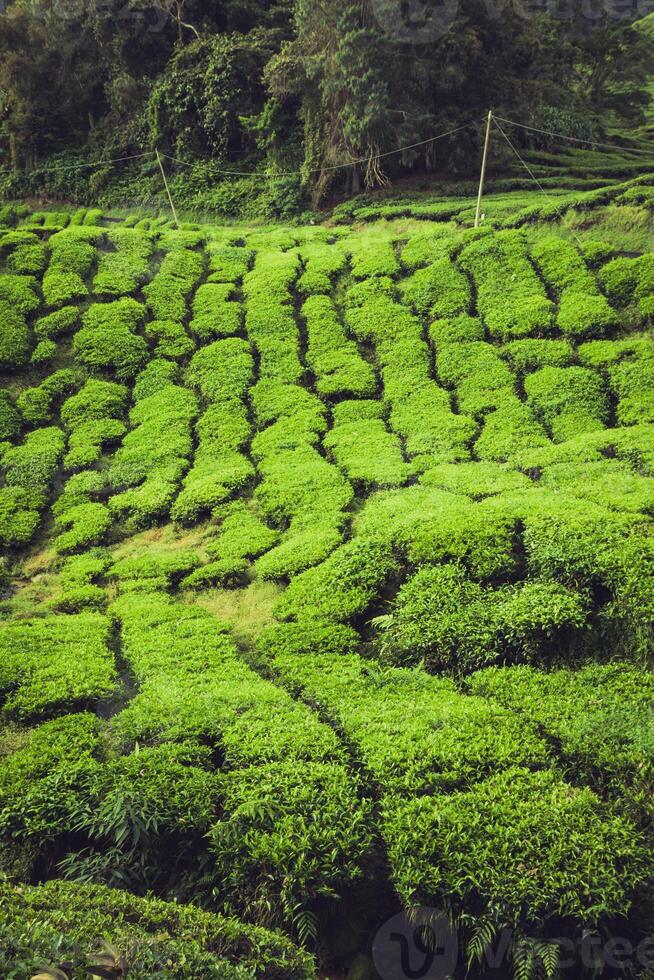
(459, 230, 554, 339)
(0, 612, 116, 719)
(92, 227, 153, 296)
(302, 294, 376, 398)
(74, 299, 148, 380)
(0, 879, 314, 978)
(0, 302, 31, 368)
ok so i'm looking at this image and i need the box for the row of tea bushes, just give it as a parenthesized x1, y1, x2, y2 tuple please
(107, 590, 374, 930)
(261, 636, 647, 968)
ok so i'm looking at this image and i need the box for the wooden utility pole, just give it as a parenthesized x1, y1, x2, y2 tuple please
(155, 148, 180, 229)
(474, 110, 493, 229)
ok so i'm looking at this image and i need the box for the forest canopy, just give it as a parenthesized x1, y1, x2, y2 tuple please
(0, 0, 652, 205)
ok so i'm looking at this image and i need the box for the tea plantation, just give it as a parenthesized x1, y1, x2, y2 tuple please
(1, 183, 654, 979)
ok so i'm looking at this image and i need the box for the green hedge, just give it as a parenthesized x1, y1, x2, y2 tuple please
(302, 294, 376, 399)
(0, 612, 116, 719)
(92, 227, 154, 296)
(0, 880, 314, 979)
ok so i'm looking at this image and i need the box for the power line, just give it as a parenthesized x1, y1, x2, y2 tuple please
(492, 116, 585, 248)
(0, 151, 153, 179)
(493, 114, 654, 158)
(160, 120, 481, 179)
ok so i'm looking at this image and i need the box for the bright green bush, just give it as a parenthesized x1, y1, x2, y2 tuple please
(190, 282, 241, 340)
(0, 390, 20, 440)
(61, 379, 127, 428)
(17, 368, 80, 424)
(0, 612, 116, 719)
(399, 256, 470, 317)
(207, 241, 253, 282)
(325, 417, 408, 488)
(302, 294, 376, 398)
(556, 290, 618, 339)
(0, 302, 31, 368)
(386, 766, 644, 927)
(144, 317, 195, 359)
(459, 230, 554, 339)
(382, 563, 588, 672)
(42, 228, 98, 307)
(74, 299, 148, 380)
(276, 539, 399, 623)
(34, 304, 79, 340)
(0, 273, 40, 314)
(0, 878, 313, 978)
(0, 426, 65, 544)
(298, 239, 347, 294)
(54, 501, 112, 553)
(186, 338, 253, 402)
(525, 365, 609, 441)
(429, 313, 485, 345)
(531, 235, 598, 293)
(502, 338, 574, 370)
(144, 246, 204, 320)
(92, 227, 153, 296)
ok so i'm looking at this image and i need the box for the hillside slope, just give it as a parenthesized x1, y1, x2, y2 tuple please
(1, 186, 654, 979)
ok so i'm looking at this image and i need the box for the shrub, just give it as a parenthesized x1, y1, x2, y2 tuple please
(109, 385, 198, 527)
(0, 880, 314, 979)
(144, 318, 195, 359)
(0, 273, 40, 314)
(429, 314, 485, 345)
(189, 282, 241, 340)
(0, 302, 30, 368)
(17, 368, 80, 424)
(471, 662, 654, 817)
(0, 612, 116, 719)
(34, 304, 79, 340)
(61, 379, 127, 428)
(556, 290, 618, 339)
(386, 767, 644, 929)
(325, 418, 408, 488)
(74, 299, 148, 380)
(302, 294, 376, 399)
(92, 227, 153, 296)
(109, 591, 373, 929)
(502, 338, 574, 371)
(186, 338, 253, 402)
(348, 233, 398, 278)
(42, 228, 98, 307)
(525, 365, 609, 441)
(459, 230, 554, 339)
(0, 391, 20, 440)
(207, 241, 253, 282)
(399, 256, 470, 317)
(531, 235, 598, 294)
(275, 539, 399, 623)
(54, 501, 112, 553)
(474, 396, 550, 462)
(144, 246, 204, 320)
(382, 563, 588, 673)
(298, 239, 346, 294)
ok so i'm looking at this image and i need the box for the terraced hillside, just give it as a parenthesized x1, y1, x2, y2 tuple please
(1, 191, 654, 979)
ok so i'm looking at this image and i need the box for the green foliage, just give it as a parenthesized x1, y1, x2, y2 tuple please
(0, 427, 65, 545)
(387, 766, 644, 927)
(17, 369, 80, 425)
(73, 299, 148, 380)
(34, 305, 79, 341)
(92, 227, 154, 296)
(382, 563, 588, 673)
(0, 301, 31, 368)
(399, 256, 470, 318)
(459, 231, 554, 339)
(42, 229, 97, 307)
(0, 879, 314, 978)
(0, 613, 116, 719)
(302, 295, 376, 398)
(524, 365, 609, 441)
(0, 390, 20, 441)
